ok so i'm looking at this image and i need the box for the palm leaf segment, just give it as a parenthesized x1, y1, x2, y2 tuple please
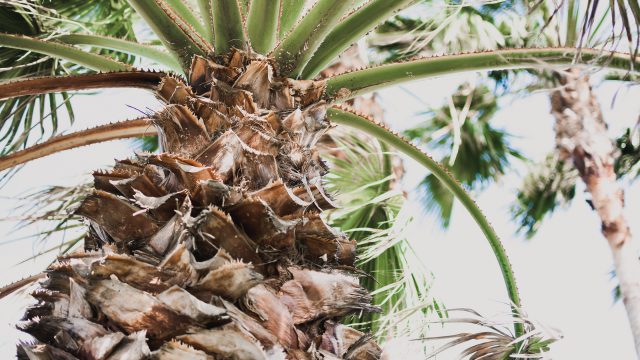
(1, 1, 640, 357)
(323, 132, 438, 339)
(511, 153, 579, 237)
(404, 82, 522, 228)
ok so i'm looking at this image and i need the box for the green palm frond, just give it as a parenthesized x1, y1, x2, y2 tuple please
(404, 83, 522, 228)
(133, 134, 159, 152)
(370, 4, 507, 63)
(615, 125, 640, 179)
(0, 0, 138, 156)
(511, 153, 578, 238)
(323, 132, 439, 340)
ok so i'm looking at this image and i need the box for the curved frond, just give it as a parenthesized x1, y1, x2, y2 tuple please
(324, 48, 640, 101)
(326, 105, 524, 337)
(0, 33, 131, 72)
(0, 117, 155, 171)
(56, 34, 182, 71)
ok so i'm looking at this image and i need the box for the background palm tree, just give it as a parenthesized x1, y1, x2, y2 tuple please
(0, 0, 637, 358)
(371, 0, 640, 354)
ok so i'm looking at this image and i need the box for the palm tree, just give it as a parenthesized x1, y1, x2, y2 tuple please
(372, 0, 640, 355)
(0, 0, 637, 358)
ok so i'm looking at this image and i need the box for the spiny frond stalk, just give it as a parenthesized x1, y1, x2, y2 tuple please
(126, 0, 209, 70)
(0, 273, 45, 300)
(326, 105, 524, 337)
(324, 47, 640, 101)
(246, 0, 280, 54)
(0, 70, 167, 100)
(0, 118, 156, 171)
(0, 33, 131, 72)
(278, 0, 307, 39)
(212, 0, 247, 54)
(300, 0, 417, 79)
(56, 34, 183, 71)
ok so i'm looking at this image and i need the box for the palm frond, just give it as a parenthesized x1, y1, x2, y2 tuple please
(615, 124, 640, 179)
(404, 83, 522, 228)
(0, 0, 138, 156)
(419, 307, 561, 359)
(1, 182, 91, 261)
(369, 3, 513, 63)
(323, 131, 438, 340)
(511, 153, 579, 238)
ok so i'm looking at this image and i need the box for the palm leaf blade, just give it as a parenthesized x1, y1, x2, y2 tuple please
(0, 33, 130, 71)
(300, 0, 416, 79)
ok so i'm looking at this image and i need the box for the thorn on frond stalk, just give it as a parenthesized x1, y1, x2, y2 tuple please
(326, 106, 524, 338)
(0, 273, 45, 300)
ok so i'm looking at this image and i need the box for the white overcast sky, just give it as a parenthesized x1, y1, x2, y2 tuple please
(1, 69, 639, 359)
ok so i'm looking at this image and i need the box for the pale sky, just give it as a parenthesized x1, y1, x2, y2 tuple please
(0, 70, 639, 359)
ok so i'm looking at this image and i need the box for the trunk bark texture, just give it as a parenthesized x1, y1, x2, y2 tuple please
(15, 50, 383, 359)
(551, 68, 640, 356)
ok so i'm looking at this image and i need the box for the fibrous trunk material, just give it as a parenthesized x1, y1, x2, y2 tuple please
(16, 50, 381, 359)
(551, 68, 640, 356)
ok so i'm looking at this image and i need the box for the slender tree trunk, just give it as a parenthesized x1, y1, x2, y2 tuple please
(551, 68, 640, 356)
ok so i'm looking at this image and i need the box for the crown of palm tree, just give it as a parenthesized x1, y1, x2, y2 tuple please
(0, 0, 638, 358)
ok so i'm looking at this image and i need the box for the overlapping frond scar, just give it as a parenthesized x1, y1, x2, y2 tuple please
(15, 49, 383, 360)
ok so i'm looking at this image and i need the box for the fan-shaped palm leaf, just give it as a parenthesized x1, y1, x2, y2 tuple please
(404, 82, 522, 228)
(511, 153, 578, 237)
(323, 132, 439, 339)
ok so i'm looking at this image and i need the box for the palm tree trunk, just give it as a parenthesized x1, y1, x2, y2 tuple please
(15, 50, 383, 360)
(551, 68, 640, 356)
